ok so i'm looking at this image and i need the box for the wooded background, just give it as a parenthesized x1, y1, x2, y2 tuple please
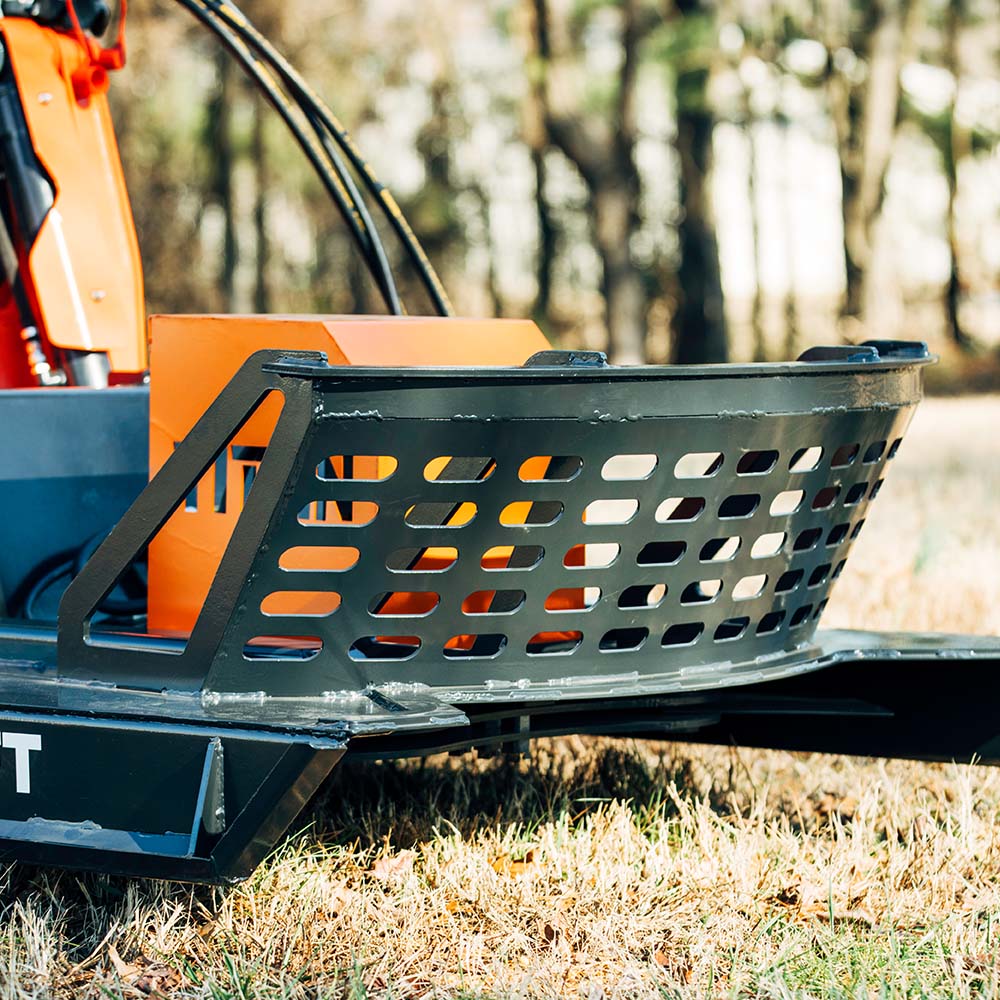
(111, 0, 1000, 368)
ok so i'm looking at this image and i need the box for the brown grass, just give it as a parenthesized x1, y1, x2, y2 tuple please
(4, 397, 1000, 999)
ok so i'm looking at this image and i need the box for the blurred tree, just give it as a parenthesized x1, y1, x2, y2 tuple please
(526, 0, 653, 364)
(821, 0, 915, 332)
(941, 0, 970, 348)
(521, 6, 558, 324)
(104, 0, 999, 368)
(204, 48, 237, 310)
(667, 0, 728, 364)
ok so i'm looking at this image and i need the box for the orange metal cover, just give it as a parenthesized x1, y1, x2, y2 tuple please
(146, 315, 552, 633)
(2, 19, 145, 374)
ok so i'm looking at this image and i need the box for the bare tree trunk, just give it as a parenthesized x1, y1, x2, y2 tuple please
(672, 66, 727, 364)
(528, 0, 649, 363)
(252, 100, 269, 314)
(944, 0, 972, 348)
(825, 0, 911, 330)
(740, 100, 765, 361)
(594, 186, 645, 364)
(207, 48, 237, 311)
(529, 148, 556, 322)
(779, 117, 800, 358)
(521, 3, 557, 323)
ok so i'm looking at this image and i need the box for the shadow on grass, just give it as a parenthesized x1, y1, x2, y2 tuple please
(308, 738, 716, 847)
(0, 739, 719, 969)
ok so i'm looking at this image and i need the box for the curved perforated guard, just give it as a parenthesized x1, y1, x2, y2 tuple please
(196, 351, 924, 701)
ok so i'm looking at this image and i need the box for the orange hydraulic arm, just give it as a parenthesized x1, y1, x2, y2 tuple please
(0, 2, 144, 387)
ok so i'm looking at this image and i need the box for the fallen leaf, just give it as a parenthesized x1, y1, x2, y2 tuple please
(370, 849, 416, 882)
(653, 947, 694, 983)
(135, 962, 182, 995)
(107, 944, 182, 996)
(491, 849, 537, 877)
(108, 943, 138, 981)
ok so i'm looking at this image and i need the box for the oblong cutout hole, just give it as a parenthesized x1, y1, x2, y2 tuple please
(812, 486, 840, 510)
(518, 456, 583, 482)
(862, 440, 886, 464)
(601, 454, 657, 481)
(244, 636, 322, 661)
(443, 634, 507, 659)
(715, 617, 749, 641)
(406, 501, 477, 528)
(681, 579, 722, 605)
(655, 496, 705, 522)
(637, 540, 687, 566)
(830, 444, 859, 468)
(675, 452, 724, 478)
(545, 587, 601, 613)
(793, 527, 822, 551)
(462, 590, 526, 615)
(662, 622, 704, 647)
(851, 519, 866, 539)
(808, 564, 831, 588)
(770, 490, 804, 516)
(618, 583, 666, 610)
(599, 627, 648, 652)
(737, 450, 778, 476)
(500, 500, 563, 527)
(756, 610, 785, 635)
(386, 546, 458, 573)
(789, 446, 823, 473)
(733, 574, 767, 601)
(526, 631, 582, 656)
(424, 456, 496, 483)
(583, 499, 638, 525)
(775, 569, 804, 593)
(789, 605, 812, 628)
(260, 592, 341, 617)
(315, 455, 397, 482)
(826, 523, 850, 547)
(385, 545, 458, 573)
(887, 438, 903, 460)
(699, 536, 740, 562)
(368, 591, 440, 617)
(844, 482, 868, 506)
(564, 543, 620, 569)
(279, 546, 360, 572)
(298, 500, 378, 527)
(482, 545, 544, 571)
(719, 494, 760, 519)
(349, 636, 421, 661)
(869, 479, 884, 500)
(751, 532, 785, 559)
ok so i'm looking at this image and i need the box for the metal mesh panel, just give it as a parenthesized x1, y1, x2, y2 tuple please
(226, 395, 913, 698)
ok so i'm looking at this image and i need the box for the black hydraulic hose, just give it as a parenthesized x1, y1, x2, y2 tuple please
(173, 0, 403, 313)
(201, 0, 454, 316)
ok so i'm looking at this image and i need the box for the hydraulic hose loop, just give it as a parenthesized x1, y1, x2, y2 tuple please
(173, 0, 402, 313)
(197, 0, 454, 316)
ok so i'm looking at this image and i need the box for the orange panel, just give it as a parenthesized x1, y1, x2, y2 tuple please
(147, 314, 551, 633)
(2, 20, 145, 374)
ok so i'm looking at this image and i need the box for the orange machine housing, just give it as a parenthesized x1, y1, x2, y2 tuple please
(0, 18, 146, 384)
(146, 314, 553, 634)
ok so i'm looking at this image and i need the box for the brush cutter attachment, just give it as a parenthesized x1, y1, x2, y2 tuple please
(3, 329, 1000, 883)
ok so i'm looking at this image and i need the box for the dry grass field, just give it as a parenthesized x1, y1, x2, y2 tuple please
(5, 396, 1000, 999)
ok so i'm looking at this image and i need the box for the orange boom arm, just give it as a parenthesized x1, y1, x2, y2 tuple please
(0, 13, 144, 386)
